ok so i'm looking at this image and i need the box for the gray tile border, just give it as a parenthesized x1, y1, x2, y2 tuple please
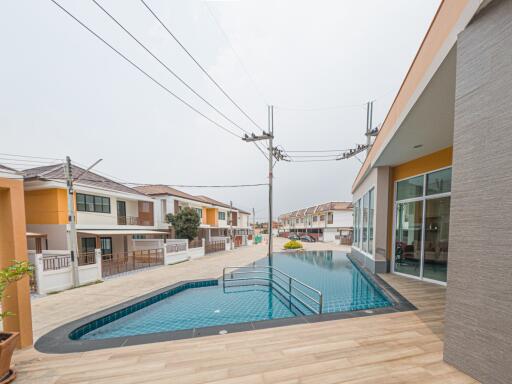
(35, 253, 416, 354)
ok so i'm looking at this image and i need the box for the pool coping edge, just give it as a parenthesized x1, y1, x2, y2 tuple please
(34, 254, 417, 354)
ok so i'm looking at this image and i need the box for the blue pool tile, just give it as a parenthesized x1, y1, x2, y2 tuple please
(76, 251, 392, 340)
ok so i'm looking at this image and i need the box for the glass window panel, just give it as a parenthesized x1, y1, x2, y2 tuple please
(81, 238, 95, 253)
(427, 168, 452, 195)
(396, 175, 424, 201)
(423, 196, 450, 282)
(85, 195, 94, 212)
(94, 196, 103, 212)
(76, 193, 86, 212)
(353, 201, 359, 246)
(100, 237, 112, 255)
(368, 189, 374, 255)
(362, 194, 369, 252)
(102, 197, 110, 213)
(394, 200, 423, 277)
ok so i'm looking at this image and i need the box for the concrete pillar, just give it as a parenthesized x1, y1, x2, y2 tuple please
(0, 178, 33, 348)
(94, 249, 102, 281)
(34, 254, 44, 295)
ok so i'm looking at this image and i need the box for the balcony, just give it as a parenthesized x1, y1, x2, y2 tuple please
(117, 216, 152, 226)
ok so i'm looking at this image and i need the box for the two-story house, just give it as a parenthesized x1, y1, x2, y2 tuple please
(23, 164, 165, 259)
(134, 185, 252, 242)
(278, 201, 353, 242)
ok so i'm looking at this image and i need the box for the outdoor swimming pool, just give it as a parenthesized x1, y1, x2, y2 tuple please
(74, 251, 390, 340)
(36, 250, 415, 353)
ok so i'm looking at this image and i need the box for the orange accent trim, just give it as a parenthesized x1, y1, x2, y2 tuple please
(25, 188, 68, 224)
(205, 208, 218, 227)
(353, 0, 470, 191)
(0, 177, 33, 348)
(392, 147, 452, 182)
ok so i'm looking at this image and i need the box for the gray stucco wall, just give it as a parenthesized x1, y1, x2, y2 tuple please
(444, 1, 512, 383)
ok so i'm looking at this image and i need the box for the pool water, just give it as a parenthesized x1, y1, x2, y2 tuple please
(79, 251, 391, 340)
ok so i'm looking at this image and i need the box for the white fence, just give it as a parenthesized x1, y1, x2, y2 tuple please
(164, 239, 190, 264)
(187, 238, 206, 259)
(210, 236, 232, 251)
(132, 238, 164, 250)
(29, 250, 102, 295)
(28, 235, 244, 294)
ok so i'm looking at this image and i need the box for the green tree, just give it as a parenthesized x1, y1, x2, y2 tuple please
(167, 207, 201, 241)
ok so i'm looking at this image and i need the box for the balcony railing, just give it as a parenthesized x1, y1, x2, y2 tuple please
(117, 216, 152, 226)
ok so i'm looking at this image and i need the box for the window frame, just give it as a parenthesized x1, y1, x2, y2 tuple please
(352, 187, 375, 256)
(76, 193, 111, 214)
(391, 166, 452, 286)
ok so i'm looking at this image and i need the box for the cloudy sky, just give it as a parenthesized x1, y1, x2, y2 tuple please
(1, 0, 440, 221)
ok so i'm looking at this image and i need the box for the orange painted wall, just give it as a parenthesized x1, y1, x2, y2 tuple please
(0, 177, 33, 347)
(206, 208, 218, 226)
(24, 188, 68, 224)
(392, 147, 452, 182)
(201, 207, 207, 225)
(386, 146, 453, 261)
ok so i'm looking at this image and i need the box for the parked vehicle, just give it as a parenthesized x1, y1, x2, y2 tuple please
(288, 234, 300, 240)
(300, 235, 316, 242)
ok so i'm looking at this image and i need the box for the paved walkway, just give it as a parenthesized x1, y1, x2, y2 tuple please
(13, 239, 477, 384)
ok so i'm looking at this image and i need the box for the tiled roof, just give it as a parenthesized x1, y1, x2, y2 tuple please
(134, 185, 205, 203)
(23, 164, 143, 196)
(279, 201, 352, 218)
(195, 195, 231, 209)
(134, 186, 250, 214)
(0, 164, 19, 174)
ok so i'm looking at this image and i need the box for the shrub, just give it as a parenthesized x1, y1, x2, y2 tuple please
(167, 207, 201, 240)
(0, 261, 34, 319)
(284, 240, 303, 250)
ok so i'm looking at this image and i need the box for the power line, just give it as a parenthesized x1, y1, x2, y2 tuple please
(59, 177, 268, 188)
(203, 2, 269, 105)
(288, 159, 341, 163)
(140, 0, 265, 133)
(276, 103, 365, 112)
(274, 89, 397, 112)
(0, 157, 61, 165)
(283, 149, 351, 153)
(0, 152, 64, 161)
(91, 0, 252, 137)
(48, 0, 242, 139)
(285, 154, 342, 158)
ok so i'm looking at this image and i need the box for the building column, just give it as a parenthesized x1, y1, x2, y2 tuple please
(0, 179, 33, 348)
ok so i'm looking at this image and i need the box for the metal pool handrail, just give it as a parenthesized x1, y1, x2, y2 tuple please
(222, 265, 323, 314)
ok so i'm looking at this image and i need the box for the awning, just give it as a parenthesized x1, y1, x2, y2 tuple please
(77, 230, 168, 236)
(26, 232, 47, 238)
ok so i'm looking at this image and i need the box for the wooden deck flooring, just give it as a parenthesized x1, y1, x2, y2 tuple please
(13, 240, 477, 383)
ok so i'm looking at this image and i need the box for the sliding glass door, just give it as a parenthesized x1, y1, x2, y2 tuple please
(395, 201, 423, 277)
(393, 168, 451, 284)
(423, 196, 450, 282)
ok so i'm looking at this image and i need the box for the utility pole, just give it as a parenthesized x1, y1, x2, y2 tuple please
(268, 105, 274, 260)
(365, 101, 373, 155)
(65, 156, 103, 288)
(242, 105, 286, 262)
(229, 200, 233, 248)
(64, 156, 80, 288)
(252, 207, 255, 233)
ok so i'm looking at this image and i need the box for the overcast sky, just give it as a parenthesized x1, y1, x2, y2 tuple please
(1, 0, 440, 221)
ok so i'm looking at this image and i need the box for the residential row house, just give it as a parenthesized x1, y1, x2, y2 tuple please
(278, 202, 352, 242)
(18, 164, 252, 258)
(133, 185, 252, 245)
